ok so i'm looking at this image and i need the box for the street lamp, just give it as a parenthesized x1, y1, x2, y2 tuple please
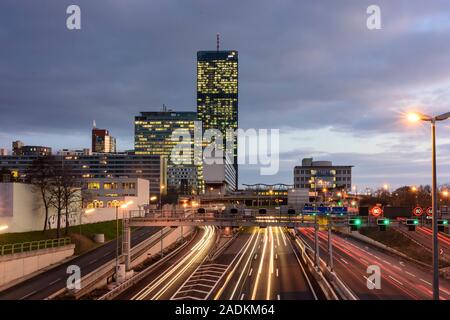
(115, 200, 133, 284)
(159, 185, 165, 211)
(407, 110, 450, 300)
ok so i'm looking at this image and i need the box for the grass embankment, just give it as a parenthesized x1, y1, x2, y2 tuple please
(0, 220, 123, 255)
(359, 227, 449, 267)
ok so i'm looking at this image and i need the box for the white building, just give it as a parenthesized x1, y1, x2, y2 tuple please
(294, 157, 353, 191)
(83, 177, 149, 210)
(0, 183, 81, 233)
(0, 178, 149, 234)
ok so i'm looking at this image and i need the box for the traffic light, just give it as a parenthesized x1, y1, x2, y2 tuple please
(349, 217, 362, 231)
(406, 219, 419, 231)
(437, 219, 448, 232)
(377, 218, 390, 231)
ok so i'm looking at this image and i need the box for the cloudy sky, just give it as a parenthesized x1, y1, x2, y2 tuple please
(1, 0, 450, 190)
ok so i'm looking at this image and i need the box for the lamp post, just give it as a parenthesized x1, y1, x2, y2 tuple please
(407, 111, 450, 300)
(159, 185, 165, 213)
(115, 200, 133, 284)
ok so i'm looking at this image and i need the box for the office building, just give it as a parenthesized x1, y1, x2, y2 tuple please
(203, 145, 236, 193)
(0, 154, 166, 198)
(92, 128, 116, 153)
(135, 109, 203, 194)
(197, 45, 238, 189)
(57, 148, 91, 156)
(294, 157, 353, 191)
(12, 141, 51, 156)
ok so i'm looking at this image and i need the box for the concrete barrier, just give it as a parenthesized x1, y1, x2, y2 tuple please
(293, 233, 357, 300)
(0, 244, 75, 287)
(58, 226, 194, 299)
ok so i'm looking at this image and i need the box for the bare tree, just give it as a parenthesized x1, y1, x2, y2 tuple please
(61, 167, 81, 235)
(26, 157, 55, 232)
(48, 161, 78, 238)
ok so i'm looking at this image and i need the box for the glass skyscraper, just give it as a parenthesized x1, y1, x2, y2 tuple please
(134, 110, 204, 194)
(197, 50, 238, 189)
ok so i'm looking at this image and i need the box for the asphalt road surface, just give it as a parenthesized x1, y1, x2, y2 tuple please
(213, 227, 318, 300)
(298, 228, 450, 300)
(0, 227, 160, 300)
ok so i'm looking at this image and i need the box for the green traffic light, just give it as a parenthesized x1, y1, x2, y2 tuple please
(414, 220, 419, 225)
(384, 219, 390, 225)
(355, 219, 362, 225)
(444, 220, 449, 225)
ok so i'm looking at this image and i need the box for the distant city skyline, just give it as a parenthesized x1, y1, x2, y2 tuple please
(1, 1, 450, 190)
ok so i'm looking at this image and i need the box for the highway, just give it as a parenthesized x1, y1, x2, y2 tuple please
(395, 226, 450, 262)
(298, 227, 450, 300)
(0, 227, 161, 300)
(117, 226, 216, 300)
(213, 227, 319, 300)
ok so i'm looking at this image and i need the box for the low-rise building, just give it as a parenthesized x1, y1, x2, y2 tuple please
(294, 157, 353, 191)
(83, 177, 149, 209)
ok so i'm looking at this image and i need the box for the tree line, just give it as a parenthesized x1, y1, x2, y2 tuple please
(25, 156, 82, 238)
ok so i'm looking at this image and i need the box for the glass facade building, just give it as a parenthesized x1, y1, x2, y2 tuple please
(197, 50, 238, 189)
(134, 111, 203, 194)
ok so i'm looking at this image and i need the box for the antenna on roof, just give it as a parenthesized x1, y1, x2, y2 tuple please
(93, 120, 97, 128)
(216, 33, 220, 51)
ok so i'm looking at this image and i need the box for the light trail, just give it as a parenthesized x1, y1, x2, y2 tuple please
(251, 228, 268, 300)
(131, 226, 215, 300)
(213, 228, 258, 300)
(266, 227, 274, 300)
(227, 229, 261, 300)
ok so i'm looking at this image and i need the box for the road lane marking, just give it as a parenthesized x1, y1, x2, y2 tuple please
(420, 278, 432, 286)
(88, 259, 98, 265)
(252, 228, 268, 300)
(340, 258, 349, 265)
(248, 268, 253, 277)
(389, 275, 404, 286)
(382, 260, 392, 266)
(240, 293, 245, 300)
(275, 253, 278, 260)
(393, 265, 402, 271)
(276, 268, 279, 277)
(405, 271, 416, 278)
(359, 258, 369, 264)
(277, 294, 281, 300)
(254, 254, 258, 260)
(19, 290, 38, 300)
(48, 278, 62, 286)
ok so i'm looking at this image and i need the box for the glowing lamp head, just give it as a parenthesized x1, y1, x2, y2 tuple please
(407, 113, 421, 122)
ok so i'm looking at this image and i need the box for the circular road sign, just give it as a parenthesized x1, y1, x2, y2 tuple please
(426, 207, 433, 216)
(370, 206, 383, 217)
(412, 206, 424, 217)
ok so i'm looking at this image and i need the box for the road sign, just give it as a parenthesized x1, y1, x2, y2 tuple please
(412, 206, 423, 216)
(426, 207, 433, 216)
(370, 206, 383, 217)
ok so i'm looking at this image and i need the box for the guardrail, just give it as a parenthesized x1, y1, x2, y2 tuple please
(98, 229, 196, 300)
(0, 238, 71, 256)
